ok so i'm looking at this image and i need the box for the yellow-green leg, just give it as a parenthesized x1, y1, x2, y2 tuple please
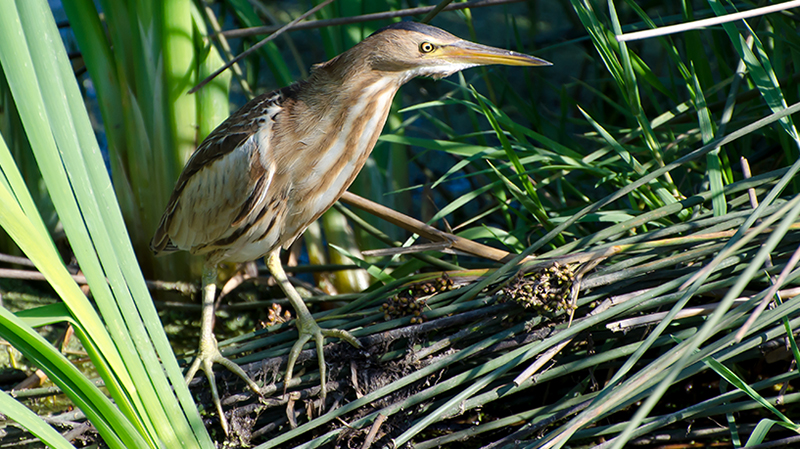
(266, 251, 362, 400)
(184, 260, 261, 435)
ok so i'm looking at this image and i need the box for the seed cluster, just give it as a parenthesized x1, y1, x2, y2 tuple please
(381, 274, 455, 324)
(497, 263, 575, 314)
(258, 303, 292, 329)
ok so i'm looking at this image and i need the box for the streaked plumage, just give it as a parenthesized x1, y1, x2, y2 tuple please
(151, 21, 550, 434)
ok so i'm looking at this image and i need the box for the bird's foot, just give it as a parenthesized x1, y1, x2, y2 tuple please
(284, 316, 362, 403)
(185, 334, 261, 435)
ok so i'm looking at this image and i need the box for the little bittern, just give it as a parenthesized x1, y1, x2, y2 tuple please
(151, 21, 549, 433)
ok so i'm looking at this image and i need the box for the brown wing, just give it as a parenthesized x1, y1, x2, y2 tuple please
(150, 89, 287, 255)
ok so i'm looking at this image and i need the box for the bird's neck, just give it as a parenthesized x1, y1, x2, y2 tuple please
(301, 63, 405, 116)
(271, 65, 404, 222)
(279, 65, 405, 156)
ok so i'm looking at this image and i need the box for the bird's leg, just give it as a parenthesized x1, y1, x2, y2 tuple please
(184, 260, 261, 435)
(266, 252, 362, 401)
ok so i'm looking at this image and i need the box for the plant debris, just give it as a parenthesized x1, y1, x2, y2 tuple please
(381, 274, 455, 323)
(497, 262, 576, 314)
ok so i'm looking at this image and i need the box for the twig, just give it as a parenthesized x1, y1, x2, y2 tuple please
(0, 253, 37, 267)
(0, 265, 197, 296)
(351, 360, 361, 398)
(360, 413, 387, 449)
(741, 157, 774, 272)
(200, 0, 253, 97)
(340, 191, 528, 263)
(742, 157, 760, 215)
(190, 0, 336, 93)
(421, 0, 454, 24)
(333, 201, 463, 271)
(0, 268, 86, 284)
(220, 0, 527, 39)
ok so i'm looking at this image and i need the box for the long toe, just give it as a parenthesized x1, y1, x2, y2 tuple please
(284, 332, 313, 395)
(185, 335, 261, 435)
(320, 328, 362, 349)
(284, 317, 362, 404)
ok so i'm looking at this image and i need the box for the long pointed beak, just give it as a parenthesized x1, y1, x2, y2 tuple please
(442, 40, 551, 67)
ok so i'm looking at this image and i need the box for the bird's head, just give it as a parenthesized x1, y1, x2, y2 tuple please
(356, 21, 551, 82)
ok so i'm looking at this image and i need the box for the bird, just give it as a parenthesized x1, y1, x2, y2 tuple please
(150, 21, 550, 433)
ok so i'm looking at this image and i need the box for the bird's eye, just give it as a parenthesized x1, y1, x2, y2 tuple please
(419, 42, 435, 53)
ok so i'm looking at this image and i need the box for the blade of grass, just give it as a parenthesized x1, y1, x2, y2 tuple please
(745, 419, 800, 446)
(1, 1, 212, 446)
(709, 0, 800, 145)
(703, 357, 796, 426)
(607, 195, 800, 449)
(691, 64, 727, 216)
(0, 389, 74, 449)
(470, 86, 557, 236)
(329, 243, 395, 285)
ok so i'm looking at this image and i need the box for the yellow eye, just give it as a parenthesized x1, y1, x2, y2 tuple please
(419, 42, 435, 53)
